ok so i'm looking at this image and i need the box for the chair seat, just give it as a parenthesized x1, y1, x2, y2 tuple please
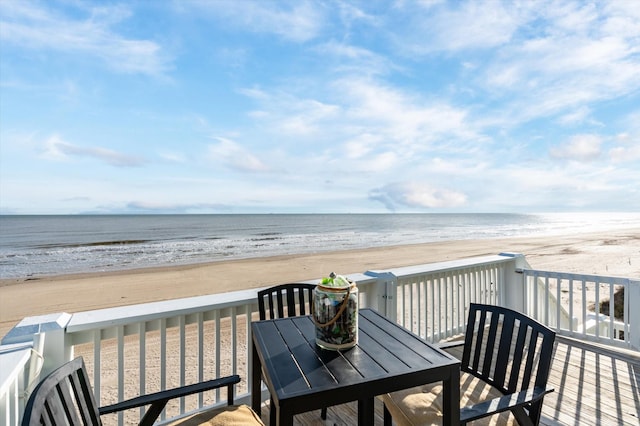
(166, 404, 265, 426)
(381, 372, 516, 426)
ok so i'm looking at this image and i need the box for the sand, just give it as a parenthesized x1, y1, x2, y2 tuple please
(2, 228, 639, 339)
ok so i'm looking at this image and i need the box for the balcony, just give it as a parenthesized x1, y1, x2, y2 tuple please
(2, 253, 639, 425)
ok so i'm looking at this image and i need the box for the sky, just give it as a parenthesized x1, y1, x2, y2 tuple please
(1, 1, 639, 214)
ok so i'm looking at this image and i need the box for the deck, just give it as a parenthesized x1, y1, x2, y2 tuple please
(261, 336, 640, 425)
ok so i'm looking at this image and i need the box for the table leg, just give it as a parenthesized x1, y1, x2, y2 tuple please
(251, 340, 262, 416)
(357, 398, 374, 425)
(442, 365, 461, 425)
(276, 404, 294, 426)
(269, 397, 276, 426)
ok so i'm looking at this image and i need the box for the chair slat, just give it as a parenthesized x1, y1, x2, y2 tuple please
(276, 290, 285, 318)
(461, 308, 476, 368)
(56, 379, 83, 425)
(481, 311, 500, 378)
(535, 334, 555, 389)
(522, 329, 539, 390)
(69, 365, 101, 425)
(507, 321, 529, 393)
(471, 309, 487, 372)
(42, 401, 54, 426)
(494, 314, 515, 388)
(297, 287, 308, 315)
(47, 389, 69, 425)
(285, 287, 295, 316)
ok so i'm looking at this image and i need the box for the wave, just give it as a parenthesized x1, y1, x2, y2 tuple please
(2, 213, 639, 279)
(33, 239, 152, 249)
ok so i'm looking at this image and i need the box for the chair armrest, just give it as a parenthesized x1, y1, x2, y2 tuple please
(438, 340, 464, 350)
(99, 375, 241, 426)
(460, 386, 553, 425)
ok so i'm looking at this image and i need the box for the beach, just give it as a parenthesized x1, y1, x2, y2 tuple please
(2, 228, 639, 338)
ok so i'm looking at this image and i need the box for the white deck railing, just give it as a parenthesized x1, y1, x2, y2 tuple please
(368, 254, 516, 342)
(0, 344, 32, 426)
(2, 253, 638, 426)
(521, 269, 639, 348)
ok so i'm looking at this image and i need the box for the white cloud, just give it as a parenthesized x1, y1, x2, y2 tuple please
(369, 181, 467, 211)
(479, 2, 640, 124)
(207, 137, 270, 173)
(543, 1, 598, 35)
(42, 135, 144, 167)
(0, 2, 169, 75)
(243, 89, 341, 137)
(334, 77, 476, 152)
(602, 1, 640, 38)
(125, 201, 232, 214)
(238, 74, 483, 184)
(557, 106, 594, 126)
(609, 146, 639, 163)
(158, 151, 187, 164)
(609, 132, 640, 163)
(184, 0, 324, 43)
(463, 160, 639, 211)
(399, 0, 526, 53)
(550, 134, 603, 162)
(240, 75, 478, 174)
(276, 99, 341, 136)
(623, 112, 640, 134)
(343, 134, 380, 159)
(314, 41, 396, 76)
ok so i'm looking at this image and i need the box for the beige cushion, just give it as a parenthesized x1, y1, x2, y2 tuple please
(381, 372, 517, 425)
(166, 404, 265, 426)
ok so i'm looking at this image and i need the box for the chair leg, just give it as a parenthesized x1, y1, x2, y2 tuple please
(269, 397, 276, 425)
(383, 404, 392, 426)
(321, 407, 327, 420)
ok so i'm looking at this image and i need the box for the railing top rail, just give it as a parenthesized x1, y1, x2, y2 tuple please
(366, 254, 519, 279)
(66, 288, 259, 333)
(66, 273, 379, 333)
(0, 342, 32, 395)
(521, 268, 637, 284)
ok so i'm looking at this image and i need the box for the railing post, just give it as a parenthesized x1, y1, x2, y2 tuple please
(629, 279, 640, 350)
(498, 253, 531, 313)
(363, 271, 397, 321)
(1, 313, 73, 378)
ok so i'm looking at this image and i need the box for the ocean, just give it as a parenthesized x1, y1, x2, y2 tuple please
(1, 213, 639, 279)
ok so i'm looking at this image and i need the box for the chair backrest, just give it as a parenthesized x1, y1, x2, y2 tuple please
(462, 303, 556, 422)
(257, 283, 316, 320)
(22, 357, 102, 426)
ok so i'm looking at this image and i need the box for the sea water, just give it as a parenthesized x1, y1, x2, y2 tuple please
(1, 213, 639, 279)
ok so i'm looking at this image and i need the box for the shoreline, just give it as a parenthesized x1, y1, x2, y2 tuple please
(2, 228, 639, 337)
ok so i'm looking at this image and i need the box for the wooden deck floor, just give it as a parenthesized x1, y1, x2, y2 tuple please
(259, 336, 640, 425)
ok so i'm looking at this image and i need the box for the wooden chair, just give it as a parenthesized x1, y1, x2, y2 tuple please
(382, 303, 556, 426)
(22, 357, 264, 426)
(257, 283, 327, 421)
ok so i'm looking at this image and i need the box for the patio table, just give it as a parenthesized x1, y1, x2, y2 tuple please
(251, 308, 461, 425)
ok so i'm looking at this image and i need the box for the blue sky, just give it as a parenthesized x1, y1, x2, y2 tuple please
(1, 1, 639, 214)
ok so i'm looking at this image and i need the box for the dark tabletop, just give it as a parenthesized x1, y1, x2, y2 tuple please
(251, 308, 461, 425)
